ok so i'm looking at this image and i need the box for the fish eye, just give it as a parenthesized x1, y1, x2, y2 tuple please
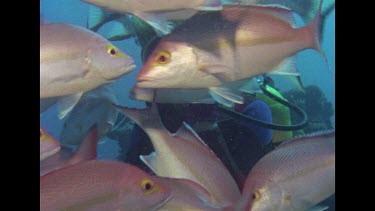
(144, 182, 152, 190)
(109, 49, 117, 56)
(106, 45, 122, 57)
(107, 48, 118, 56)
(155, 50, 171, 64)
(40, 129, 42, 138)
(252, 190, 260, 201)
(140, 178, 158, 195)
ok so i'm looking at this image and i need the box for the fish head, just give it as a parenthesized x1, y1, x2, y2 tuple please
(137, 41, 208, 88)
(87, 40, 136, 82)
(239, 177, 283, 211)
(248, 186, 283, 211)
(40, 127, 61, 161)
(118, 166, 173, 210)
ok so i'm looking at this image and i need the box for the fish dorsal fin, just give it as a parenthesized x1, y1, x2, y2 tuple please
(263, 4, 296, 27)
(276, 130, 335, 149)
(140, 152, 158, 174)
(253, 4, 296, 27)
(175, 122, 224, 165)
(174, 122, 210, 146)
(66, 125, 98, 166)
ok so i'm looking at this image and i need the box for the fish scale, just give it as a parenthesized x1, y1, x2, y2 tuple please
(236, 131, 335, 211)
(41, 160, 172, 211)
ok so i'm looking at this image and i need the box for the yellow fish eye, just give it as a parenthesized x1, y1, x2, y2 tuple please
(252, 190, 260, 202)
(140, 178, 159, 195)
(154, 50, 171, 64)
(106, 45, 125, 58)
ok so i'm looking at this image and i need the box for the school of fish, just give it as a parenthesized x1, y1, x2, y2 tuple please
(40, 0, 335, 210)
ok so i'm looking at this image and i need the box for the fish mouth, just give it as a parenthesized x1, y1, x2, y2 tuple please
(136, 80, 153, 88)
(123, 63, 136, 74)
(104, 64, 136, 81)
(135, 77, 157, 88)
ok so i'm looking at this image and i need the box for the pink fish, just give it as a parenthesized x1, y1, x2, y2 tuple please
(40, 125, 98, 176)
(155, 177, 224, 210)
(236, 131, 335, 211)
(40, 160, 172, 210)
(115, 103, 241, 207)
(40, 127, 61, 161)
(136, 3, 327, 105)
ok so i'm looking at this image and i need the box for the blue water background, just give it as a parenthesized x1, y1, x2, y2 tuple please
(40, 0, 335, 159)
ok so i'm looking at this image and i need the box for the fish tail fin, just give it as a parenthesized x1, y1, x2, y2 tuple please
(114, 103, 164, 131)
(106, 20, 134, 41)
(302, 0, 334, 77)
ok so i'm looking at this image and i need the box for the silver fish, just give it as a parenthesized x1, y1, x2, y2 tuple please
(40, 23, 135, 118)
(81, 0, 223, 35)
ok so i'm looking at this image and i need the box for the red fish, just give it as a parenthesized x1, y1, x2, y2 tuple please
(236, 131, 335, 211)
(40, 160, 173, 210)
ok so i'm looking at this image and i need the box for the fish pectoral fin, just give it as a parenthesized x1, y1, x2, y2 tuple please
(239, 77, 263, 94)
(196, 0, 222, 11)
(140, 152, 158, 174)
(269, 56, 299, 76)
(57, 92, 84, 120)
(209, 87, 244, 107)
(106, 19, 134, 41)
(198, 64, 237, 82)
(268, 56, 306, 91)
(134, 12, 175, 36)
